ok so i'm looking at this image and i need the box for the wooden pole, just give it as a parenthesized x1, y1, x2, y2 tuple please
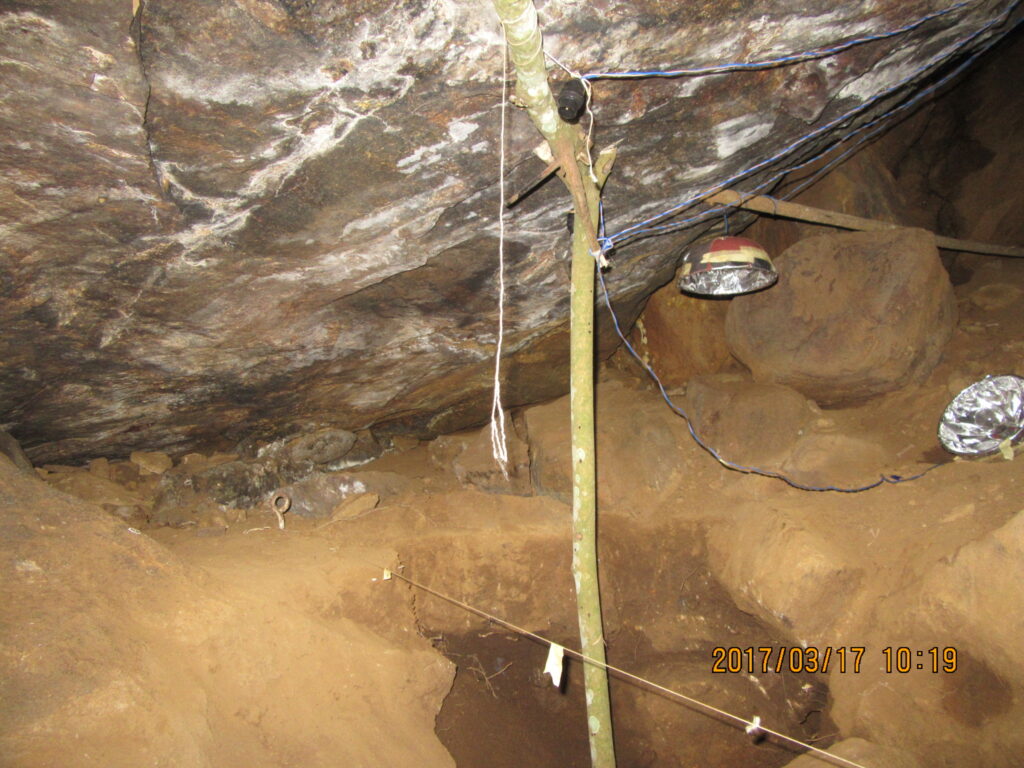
(491, 2, 617, 766)
(708, 190, 1024, 258)
(568, 147, 616, 768)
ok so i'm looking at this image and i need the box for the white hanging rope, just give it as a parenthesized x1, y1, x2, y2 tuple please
(489, 35, 510, 475)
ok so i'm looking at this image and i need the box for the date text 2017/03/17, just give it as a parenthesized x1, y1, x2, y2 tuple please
(711, 646, 958, 674)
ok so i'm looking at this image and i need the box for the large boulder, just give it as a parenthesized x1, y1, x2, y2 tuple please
(0, 1, 1011, 462)
(725, 228, 956, 405)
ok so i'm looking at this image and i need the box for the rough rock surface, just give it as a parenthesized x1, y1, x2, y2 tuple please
(0, 0, 1013, 462)
(629, 285, 739, 389)
(918, 510, 1024, 689)
(725, 228, 957, 405)
(526, 376, 694, 515)
(680, 375, 819, 467)
(897, 31, 1024, 255)
(0, 430, 33, 474)
(745, 143, 926, 261)
(706, 503, 865, 644)
(427, 419, 533, 496)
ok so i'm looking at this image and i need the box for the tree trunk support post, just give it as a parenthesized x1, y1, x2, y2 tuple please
(491, 2, 617, 766)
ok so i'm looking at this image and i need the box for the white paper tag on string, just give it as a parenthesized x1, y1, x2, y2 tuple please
(745, 715, 762, 735)
(544, 643, 565, 687)
(382, 568, 392, 581)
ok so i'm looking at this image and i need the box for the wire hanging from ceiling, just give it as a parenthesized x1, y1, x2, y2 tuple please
(495, 2, 1017, 490)
(592, 1, 1017, 251)
(580, 1, 971, 81)
(603, 10, 1022, 250)
(555, 2, 1019, 491)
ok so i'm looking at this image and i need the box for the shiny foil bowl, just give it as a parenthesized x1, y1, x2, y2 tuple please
(677, 236, 777, 297)
(938, 374, 1024, 456)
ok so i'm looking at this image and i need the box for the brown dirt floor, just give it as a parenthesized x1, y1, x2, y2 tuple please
(2, 256, 1022, 767)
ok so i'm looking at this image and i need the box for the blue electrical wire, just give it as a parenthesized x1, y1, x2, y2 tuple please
(596, 1, 1017, 251)
(597, 12, 1023, 492)
(579, 10, 1021, 490)
(608, 12, 1020, 249)
(594, 265, 943, 493)
(540, 2, 1016, 490)
(581, 2, 970, 81)
(779, 12, 1024, 201)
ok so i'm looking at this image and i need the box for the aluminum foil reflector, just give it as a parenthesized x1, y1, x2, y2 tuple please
(677, 236, 777, 297)
(938, 374, 1024, 456)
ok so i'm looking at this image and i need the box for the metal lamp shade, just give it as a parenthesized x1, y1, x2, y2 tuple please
(677, 236, 777, 296)
(938, 374, 1024, 456)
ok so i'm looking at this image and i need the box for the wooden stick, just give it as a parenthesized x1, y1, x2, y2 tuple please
(708, 190, 1024, 258)
(505, 159, 560, 208)
(492, 2, 617, 765)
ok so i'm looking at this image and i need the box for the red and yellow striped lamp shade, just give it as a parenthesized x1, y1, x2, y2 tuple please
(677, 236, 777, 296)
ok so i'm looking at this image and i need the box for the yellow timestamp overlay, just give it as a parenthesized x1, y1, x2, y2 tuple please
(711, 646, 958, 674)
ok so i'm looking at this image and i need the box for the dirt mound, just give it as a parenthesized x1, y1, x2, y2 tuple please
(0, 457, 453, 768)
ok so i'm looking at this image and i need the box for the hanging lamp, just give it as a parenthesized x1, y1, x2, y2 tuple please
(677, 235, 777, 297)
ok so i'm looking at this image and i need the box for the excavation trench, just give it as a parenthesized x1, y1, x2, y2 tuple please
(405, 520, 838, 768)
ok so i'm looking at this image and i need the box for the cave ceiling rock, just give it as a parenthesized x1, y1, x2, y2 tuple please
(0, 0, 1015, 462)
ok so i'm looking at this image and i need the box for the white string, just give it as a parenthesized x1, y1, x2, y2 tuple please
(383, 567, 872, 768)
(489, 35, 510, 475)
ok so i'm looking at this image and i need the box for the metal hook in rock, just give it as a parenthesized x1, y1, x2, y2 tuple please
(270, 492, 291, 530)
